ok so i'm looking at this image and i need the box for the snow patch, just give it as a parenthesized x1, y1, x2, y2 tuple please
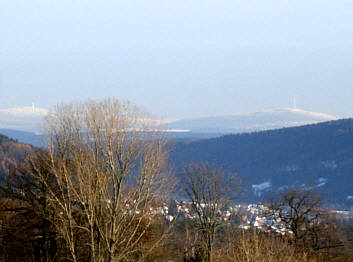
(277, 185, 289, 192)
(284, 165, 298, 172)
(316, 178, 328, 188)
(252, 181, 271, 197)
(320, 160, 337, 169)
(277, 108, 337, 121)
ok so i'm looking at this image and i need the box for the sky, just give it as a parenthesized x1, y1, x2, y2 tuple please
(0, 0, 352, 119)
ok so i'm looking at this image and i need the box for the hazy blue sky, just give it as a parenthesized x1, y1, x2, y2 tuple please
(1, 0, 352, 119)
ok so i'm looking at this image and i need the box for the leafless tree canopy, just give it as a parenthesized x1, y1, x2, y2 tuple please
(28, 98, 173, 262)
(184, 164, 240, 262)
(268, 189, 321, 245)
(268, 189, 345, 251)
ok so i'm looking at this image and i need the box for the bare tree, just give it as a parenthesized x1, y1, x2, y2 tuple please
(268, 189, 323, 249)
(184, 164, 239, 262)
(28, 98, 173, 262)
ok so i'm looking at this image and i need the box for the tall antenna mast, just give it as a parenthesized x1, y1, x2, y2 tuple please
(293, 96, 297, 109)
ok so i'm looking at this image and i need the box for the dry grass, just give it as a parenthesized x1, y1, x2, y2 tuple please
(213, 230, 322, 262)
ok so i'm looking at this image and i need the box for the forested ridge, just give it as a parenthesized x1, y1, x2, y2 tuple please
(170, 118, 353, 204)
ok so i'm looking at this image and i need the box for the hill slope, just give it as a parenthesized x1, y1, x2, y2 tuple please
(170, 118, 353, 206)
(0, 133, 33, 177)
(0, 129, 43, 147)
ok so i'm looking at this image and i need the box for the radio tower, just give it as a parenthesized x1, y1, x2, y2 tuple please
(293, 96, 297, 109)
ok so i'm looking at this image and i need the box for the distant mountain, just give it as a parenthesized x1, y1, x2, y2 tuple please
(166, 108, 338, 134)
(170, 119, 353, 207)
(0, 106, 339, 142)
(0, 106, 48, 133)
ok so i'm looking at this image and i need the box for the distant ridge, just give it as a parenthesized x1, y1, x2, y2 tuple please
(166, 108, 338, 134)
(0, 106, 48, 132)
(0, 106, 48, 116)
(0, 106, 338, 135)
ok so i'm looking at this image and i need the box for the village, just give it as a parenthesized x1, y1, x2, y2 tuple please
(151, 201, 293, 235)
